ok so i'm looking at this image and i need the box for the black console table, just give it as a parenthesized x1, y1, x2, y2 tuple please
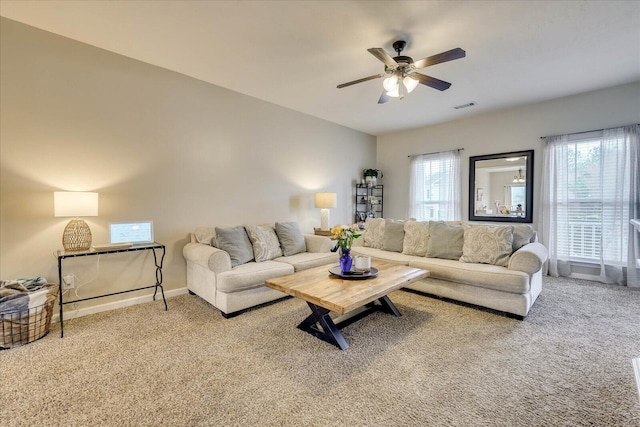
(56, 243, 167, 337)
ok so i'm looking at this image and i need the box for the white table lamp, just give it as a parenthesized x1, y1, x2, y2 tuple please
(54, 191, 99, 251)
(314, 192, 337, 231)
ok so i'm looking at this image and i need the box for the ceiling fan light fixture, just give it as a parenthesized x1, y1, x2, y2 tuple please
(386, 87, 400, 98)
(403, 76, 418, 93)
(337, 40, 465, 104)
(383, 75, 398, 92)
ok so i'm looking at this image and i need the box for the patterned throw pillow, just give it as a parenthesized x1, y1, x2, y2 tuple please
(245, 225, 283, 262)
(460, 225, 514, 267)
(402, 221, 429, 256)
(363, 218, 385, 248)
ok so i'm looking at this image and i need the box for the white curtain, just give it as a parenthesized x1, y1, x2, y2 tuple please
(408, 150, 461, 221)
(539, 125, 639, 286)
(503, 186, 512, 210)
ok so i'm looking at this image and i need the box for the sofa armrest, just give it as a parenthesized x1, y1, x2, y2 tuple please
(183, 243, 232, 273)
(508, 242, 549, 275)
(304, 234, 332, 253)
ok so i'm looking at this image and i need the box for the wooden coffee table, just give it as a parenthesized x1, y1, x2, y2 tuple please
(265, 261, 429, 350)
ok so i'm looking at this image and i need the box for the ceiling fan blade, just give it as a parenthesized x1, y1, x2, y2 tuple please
(378, 90, 389, 104)
(337, 73, 385, 89)
(413, 73, 452, 91)
(367, 48, 399, 68)
(413, 48, 466, 69)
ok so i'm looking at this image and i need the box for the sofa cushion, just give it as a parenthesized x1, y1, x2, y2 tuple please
(512, 224, 535, 251)
(217, 261, 294, 293)
(350, 246, 413, 265)
(402, 221, 430, 256)
(408, 257, 530, 294)
(426, 221, 464, 260)
(363, 217, 385, 248)
(245, 224, 283, 262)
(274, 252, 338, 272)
(215, 226, 254, 267)
(460, 225, 514, 267)
(381, 219, 405, 252)
(275, 222, 307, 256)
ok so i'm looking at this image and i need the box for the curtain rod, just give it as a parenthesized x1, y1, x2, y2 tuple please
(540, 124, 640, 140)
(407, 148, 464, 158)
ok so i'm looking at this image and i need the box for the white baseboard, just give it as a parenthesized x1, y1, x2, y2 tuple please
(51, 287, 189, 323)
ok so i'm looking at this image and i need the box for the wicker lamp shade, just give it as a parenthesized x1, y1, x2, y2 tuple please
(54, 192, 98, 251)
(62, 218, 93, 251)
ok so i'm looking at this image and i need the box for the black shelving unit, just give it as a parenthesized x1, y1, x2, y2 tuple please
(355, 184, 384, 224)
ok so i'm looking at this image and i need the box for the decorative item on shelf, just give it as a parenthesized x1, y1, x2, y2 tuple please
(314, 192, 337, 231)
(54, 191, 99, 251)
(363, 169, 383, 187)
(331, 224, 362, 274)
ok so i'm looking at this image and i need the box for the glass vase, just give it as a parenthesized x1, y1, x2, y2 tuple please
(340, 248, 353, 273)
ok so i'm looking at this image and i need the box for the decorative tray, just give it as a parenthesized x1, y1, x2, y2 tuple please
(328, 266, 378, 280)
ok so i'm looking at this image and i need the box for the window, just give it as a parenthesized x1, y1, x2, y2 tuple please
(540, 125, 639, 286)
(409, 150, 461, 221)
(509, 185, 526, 211)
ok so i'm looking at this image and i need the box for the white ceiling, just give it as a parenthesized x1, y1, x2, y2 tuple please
(1, 1, 639, 136)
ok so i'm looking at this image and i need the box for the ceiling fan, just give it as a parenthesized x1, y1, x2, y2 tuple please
(337, 40, 466, 104)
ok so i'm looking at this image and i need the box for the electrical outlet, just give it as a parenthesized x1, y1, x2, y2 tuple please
(63, 275, 75, 290)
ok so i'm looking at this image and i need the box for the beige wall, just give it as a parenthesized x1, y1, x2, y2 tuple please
(0, 19, 376, 309)
(377, 81, 640, 228)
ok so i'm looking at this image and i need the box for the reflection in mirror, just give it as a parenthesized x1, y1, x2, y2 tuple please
(469, 150, 533, 223)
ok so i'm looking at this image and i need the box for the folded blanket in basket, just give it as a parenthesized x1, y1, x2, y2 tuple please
(0, 290, 48, 316)
(0, 277, 49, 316)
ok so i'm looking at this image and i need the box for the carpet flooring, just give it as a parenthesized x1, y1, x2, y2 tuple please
(1, 276, 639, 426)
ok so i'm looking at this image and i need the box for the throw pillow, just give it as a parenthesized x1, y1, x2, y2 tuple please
(275, 222, 307, 256)
(214, 226, 255, 268)
(363, 217, 385, 248)
(460, 225, 514, 267)
(425, 221, 464, 260)
(382, 219, 405, 253)
(512, 224, 535, 251)
(245, 224, 283, 262)
(194, 226, 216, 246)
(402, 221, 430, 256)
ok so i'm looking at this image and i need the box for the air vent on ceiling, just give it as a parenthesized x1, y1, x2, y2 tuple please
(454, 102, 476, 110)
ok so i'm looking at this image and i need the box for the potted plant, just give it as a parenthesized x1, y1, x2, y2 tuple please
(363, 169, 383, 186)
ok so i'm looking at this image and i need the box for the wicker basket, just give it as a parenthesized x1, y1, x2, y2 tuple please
(0, 284, 58, 349)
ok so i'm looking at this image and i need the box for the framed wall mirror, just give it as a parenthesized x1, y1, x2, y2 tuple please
(469, 150, 534, 223)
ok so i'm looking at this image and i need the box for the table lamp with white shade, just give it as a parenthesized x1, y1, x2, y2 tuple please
(54, 191, 99, 251)
(314, 192, 337, 231)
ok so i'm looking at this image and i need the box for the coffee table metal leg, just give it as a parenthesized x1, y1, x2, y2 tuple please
(298, 302, 349, 350)
(378, 295, 402, 317)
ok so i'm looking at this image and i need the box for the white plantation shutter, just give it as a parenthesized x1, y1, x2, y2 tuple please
(409, 150, 461, 221)
(540, 125, 639, 286)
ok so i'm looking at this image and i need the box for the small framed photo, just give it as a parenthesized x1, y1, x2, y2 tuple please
(476, 188, 484, 201)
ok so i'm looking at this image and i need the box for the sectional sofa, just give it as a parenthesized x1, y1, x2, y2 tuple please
(183, 218, 548, 320)
(182, 222, 337, 317)
(351, 218, 549, 319)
